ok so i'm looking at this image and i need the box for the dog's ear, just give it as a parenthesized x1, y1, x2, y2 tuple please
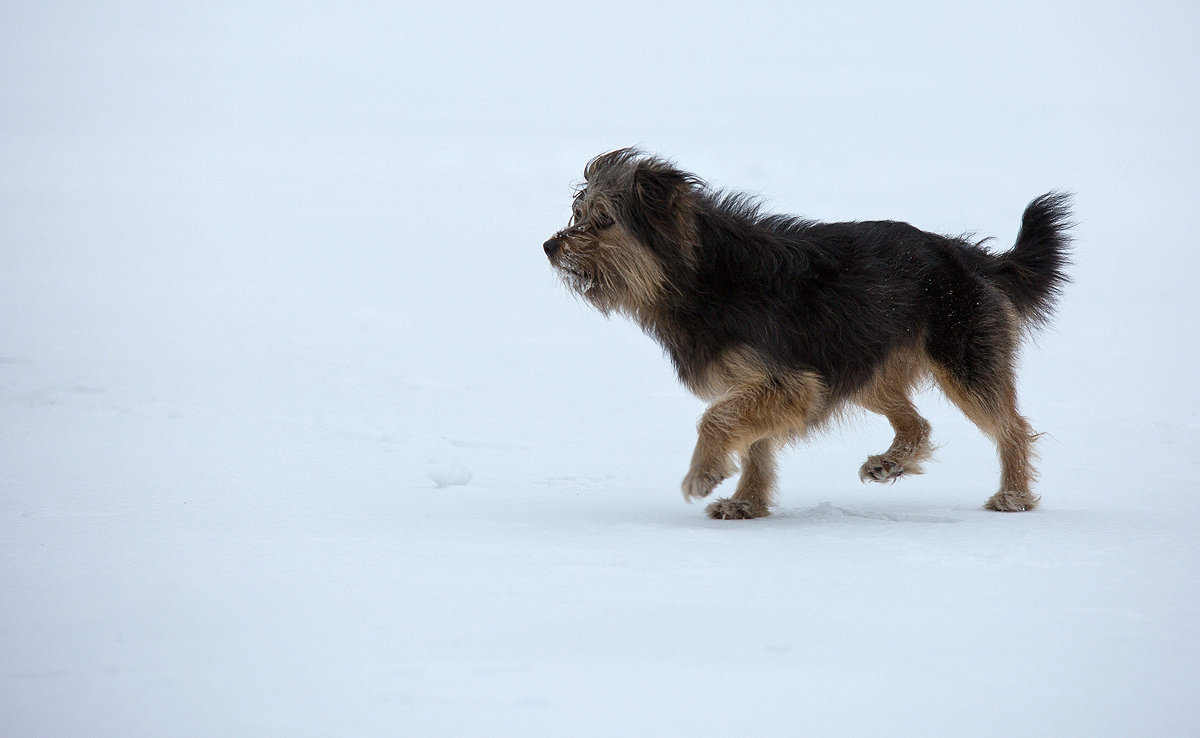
(632, 163, 690, 214)
(626, 162, 700, 266)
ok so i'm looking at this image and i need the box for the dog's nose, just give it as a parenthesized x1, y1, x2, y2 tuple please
(543, 237, 562, 258)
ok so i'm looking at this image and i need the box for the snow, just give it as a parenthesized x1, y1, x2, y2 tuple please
(3, 1, 1199, 735)
(428, 463, 473, 488)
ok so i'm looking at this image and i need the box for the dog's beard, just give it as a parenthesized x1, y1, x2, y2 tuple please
(557, 260, 629, 317)
(561, 268, 597, 295)
(555, 255, 602, 297)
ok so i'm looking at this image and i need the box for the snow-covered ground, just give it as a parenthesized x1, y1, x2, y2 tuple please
(3, 2, 1199, 735)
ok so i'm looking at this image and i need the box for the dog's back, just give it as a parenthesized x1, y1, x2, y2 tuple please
(668, 196, 1071, 404)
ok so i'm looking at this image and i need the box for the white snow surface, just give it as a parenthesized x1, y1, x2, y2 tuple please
(3, 2, 1199, 736)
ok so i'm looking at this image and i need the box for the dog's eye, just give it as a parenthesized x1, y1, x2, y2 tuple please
(594, 212, 614, 229)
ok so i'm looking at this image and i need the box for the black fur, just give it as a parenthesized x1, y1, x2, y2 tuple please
(988, 192, 1074, 327)
(601, 153, 1072, 401)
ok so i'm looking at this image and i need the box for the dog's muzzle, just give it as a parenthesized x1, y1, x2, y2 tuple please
(543, 236, 563, 259)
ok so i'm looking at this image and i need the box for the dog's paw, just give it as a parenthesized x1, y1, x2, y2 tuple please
(705, 498, 770, 520)
(984, 490, 1040, 512)
(858, 455, 923, 484)
(681, 468, 725, 502)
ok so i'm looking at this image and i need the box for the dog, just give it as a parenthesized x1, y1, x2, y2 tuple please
(544, 148, 1071, 519)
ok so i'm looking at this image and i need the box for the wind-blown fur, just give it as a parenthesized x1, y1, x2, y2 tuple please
(544, 148, 1072, 518)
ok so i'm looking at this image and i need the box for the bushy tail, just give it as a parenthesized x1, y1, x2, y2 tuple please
(993, 192, 1073, 327)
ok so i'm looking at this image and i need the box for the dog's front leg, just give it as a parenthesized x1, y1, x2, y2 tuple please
(681, 404, 742, 502)
(681, 376, 821, 514)
(705, 438, 777, 519)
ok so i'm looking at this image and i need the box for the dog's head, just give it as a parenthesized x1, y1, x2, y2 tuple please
(544, 148, 701, 316)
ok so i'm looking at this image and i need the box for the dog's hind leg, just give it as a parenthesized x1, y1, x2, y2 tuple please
(934, 364, 1040, 511)
(924, 284, 1041, 511)
(706, 438, 777, 520)
(858, 394, 933, 484)
(856, 352, 933, 483)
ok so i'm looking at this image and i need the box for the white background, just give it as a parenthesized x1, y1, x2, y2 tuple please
(3, 1, 1198, 735)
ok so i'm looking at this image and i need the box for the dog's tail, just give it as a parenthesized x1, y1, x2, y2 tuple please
(991, 192, 1073, 328)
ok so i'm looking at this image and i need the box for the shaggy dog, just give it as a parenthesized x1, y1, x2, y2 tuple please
(544, 149, 1071, 519)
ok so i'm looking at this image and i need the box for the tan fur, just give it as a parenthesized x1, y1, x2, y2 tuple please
(550, 201, 674, 324)
(927, 310, 1041, 511)
(679, 347, 829, 518)
(706, 439, 776, 520)
(840, 334, 1039, 511)
(851, 346, 935, 482)
(555, 222, 668, 319)
(931, 364, 1040, 511)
